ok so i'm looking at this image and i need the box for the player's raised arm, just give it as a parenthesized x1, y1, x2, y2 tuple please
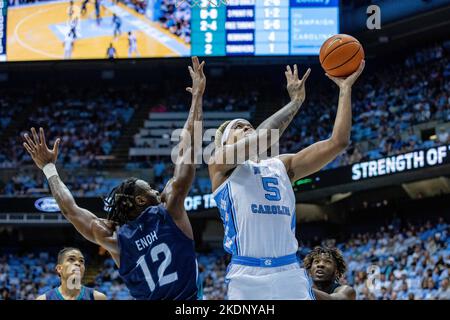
(279, 60, 365, 182)
(210, 66, 310, 174)
(22, 128, 119, 259)
(164, 57, 205, 222)
(257, 65, 310, 132)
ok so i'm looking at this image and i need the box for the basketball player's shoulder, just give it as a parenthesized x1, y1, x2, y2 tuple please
(272, 155, 295, 178)
(210, 167, 232, 193)
(93, 290, 107, 300)
(36, 294, 46, 300)
(264, 156, 289, 172)
(335, 285, 356, 300)
(272, 154, 295, 167)
(262, 156, 283, 164)
(144, 204, 168, 221)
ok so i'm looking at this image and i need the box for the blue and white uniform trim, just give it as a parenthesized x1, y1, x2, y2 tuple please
(303, 269, 316, 300)
(231, 253, 299, 268)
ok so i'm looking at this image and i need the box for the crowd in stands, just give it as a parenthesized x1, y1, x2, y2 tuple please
(1, 216, 448, 300)
(146, 90, 258, 114)
(0, 170, 121, 197)
(197, 251, 229, 300)
(0, 88, 253, 196)
(158, 0, 191, 44)
(124, 90, 258, 194)
(0, 86, 138, 170)
(94, 258, 130, 300)
(0, 252, 61, 300)
(336, 217, 449, 300)
(283, 43, 449, 169)
(0, 93, 28, 130)
(1, 43, 448, 196)
(199, 217, 450, 300)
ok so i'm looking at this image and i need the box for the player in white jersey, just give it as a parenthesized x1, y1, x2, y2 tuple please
(63, 33, 75, 59)
(209, 61, 365, 300)
(128, 31, 140, 58)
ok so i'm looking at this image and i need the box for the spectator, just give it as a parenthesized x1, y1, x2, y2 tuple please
(421, 278, 438, 299)
(437, 278, 450, 300)
(437, 127, 449, 144)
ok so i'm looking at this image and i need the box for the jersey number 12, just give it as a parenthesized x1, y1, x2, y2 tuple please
(136, 243, 178, 292)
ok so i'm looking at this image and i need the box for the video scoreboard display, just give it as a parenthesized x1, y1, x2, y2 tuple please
(191, 0, 339, 56)
(3, 0, 339, 61)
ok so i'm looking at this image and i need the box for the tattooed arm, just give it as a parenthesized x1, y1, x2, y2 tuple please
(279, 60, 365, 182)
(23, 127, 120, 264)
(209, 66, 310, 186)
(46, 175, 119, 255)
(256, 65, 311, 132)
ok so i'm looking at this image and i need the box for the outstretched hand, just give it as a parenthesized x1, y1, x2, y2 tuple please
(186, 56, 206, 96)
(326, 60, 365, 90)
(285, 64, 311, 103)
(23, 127, 60, 170)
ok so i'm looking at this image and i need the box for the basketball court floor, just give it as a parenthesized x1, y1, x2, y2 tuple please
(7, 0, 190, 61)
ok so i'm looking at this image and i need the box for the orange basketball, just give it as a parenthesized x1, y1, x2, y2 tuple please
(319, 34, 365, 77)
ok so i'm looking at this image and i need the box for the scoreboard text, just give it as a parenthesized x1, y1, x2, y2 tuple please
(191, 0, 339, 56)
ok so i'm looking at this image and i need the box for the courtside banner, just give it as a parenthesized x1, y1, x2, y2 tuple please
(2, 145, 449, 213)
(0, 197, 106, 214)
(294, 144, 450, 191)
(0, 196, 216, 214)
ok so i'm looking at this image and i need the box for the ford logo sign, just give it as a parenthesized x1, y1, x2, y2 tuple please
(34, 197, 61, 213)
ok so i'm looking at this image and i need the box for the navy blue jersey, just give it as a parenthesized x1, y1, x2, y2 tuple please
(117, 205, 198, 300)
(44, 286, 95, 300)
(325, 281, 341, 294)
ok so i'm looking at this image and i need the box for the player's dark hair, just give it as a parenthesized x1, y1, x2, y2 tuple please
(57, 247, 82, 264)
(303, 246, 347, 281)
(104, 177, 141, 226)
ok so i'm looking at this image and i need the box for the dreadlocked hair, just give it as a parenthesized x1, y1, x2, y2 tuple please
(303, 246, 347, 280)
(104, 177, 140, 226)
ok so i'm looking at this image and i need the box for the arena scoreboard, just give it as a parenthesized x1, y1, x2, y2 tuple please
(191, 0, 340, 56)
(3, 0, 338, 61)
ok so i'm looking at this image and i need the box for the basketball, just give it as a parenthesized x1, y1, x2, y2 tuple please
(319, 34, 365, 77)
